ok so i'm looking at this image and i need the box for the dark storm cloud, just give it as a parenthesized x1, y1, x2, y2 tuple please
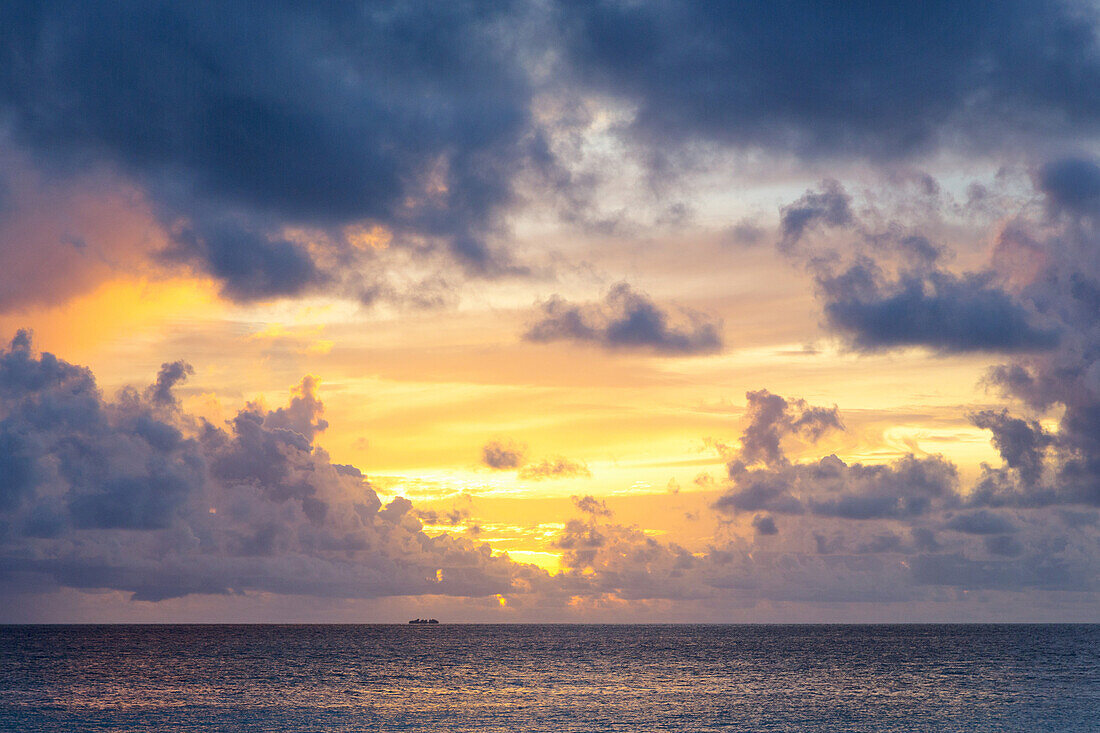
(481, 440, 528, 470)
(0, 0, 535, 300)
(525, 283, 723, 355)
(557, 0, 1100, 159)
(818, 265, 1059, 354)
(0, 333, 543, 603)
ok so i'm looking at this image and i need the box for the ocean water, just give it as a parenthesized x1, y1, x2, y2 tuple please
(1, 624, 1098, 732)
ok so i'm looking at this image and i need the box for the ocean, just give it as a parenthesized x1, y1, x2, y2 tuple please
(1, 624, 1098, 731)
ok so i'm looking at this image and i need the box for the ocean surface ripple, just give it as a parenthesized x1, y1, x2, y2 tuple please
(2, 624, 1098, 732)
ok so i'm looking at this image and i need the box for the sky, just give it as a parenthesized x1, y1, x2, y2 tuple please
(2, 0, 1100, 622)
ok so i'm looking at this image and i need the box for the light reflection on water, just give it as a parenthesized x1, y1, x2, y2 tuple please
(2, 624, 1098, 732)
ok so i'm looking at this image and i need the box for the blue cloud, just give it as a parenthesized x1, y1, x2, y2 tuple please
(819, 266, 1059, 353)
(0, 1, 535, 299)
(557, 0, 1100, 159)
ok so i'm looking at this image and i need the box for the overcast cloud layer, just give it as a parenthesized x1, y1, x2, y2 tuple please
(4, 1, 1100, 306)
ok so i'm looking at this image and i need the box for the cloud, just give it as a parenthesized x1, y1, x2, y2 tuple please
(571, 495, 612, 517)
(0, 332, 543, 603)
(910, 553, 1090, 592)
(481, 440, 528, 470)
(545, 495, 1099, 607)
(984, 534, 1024, 557)
(805, 456, 960, 520)
(717, 453, 960, 521)
(773, 162, 1100, 519)
(414, 507, 471, 526)
(944, 510, 1018, 535)
(4, 334, 1098, 614)
(713, 390, 958, 520)
(771, 179, 1060, 356)
(163, 220, 326, 301)
(969, 410, 1052, 486)
(664, 385, 1100, 604)
(481, 439, 589, 480)
(779, 179, 853, 249)
(732, 389, 842, 469)
(525, 283, 723, 355)
(557, 1, 1100, 160)
(818, 264, 1059, 354)
(148, 361, 194, 408)
(543, 388, 1100, 610)
(554, 519, 704, 601)
(1037, 157, 1100, 216)
(767, 159, 1100, 520)
(751, 514, 778, 535)
(1059, 510, 1099, 528)
(0, 1, 538, 302)
(9, 2, 1100, 312)
(0, 332, 204, 530)
(723, 219, 766, 246)
(966, 159, 1100, 509)
(519, 457, 591, 480)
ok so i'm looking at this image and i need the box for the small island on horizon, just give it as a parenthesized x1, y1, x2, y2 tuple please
(408, 618, 440, 625)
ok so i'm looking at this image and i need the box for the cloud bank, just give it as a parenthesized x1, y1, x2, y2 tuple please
(0, 1, 537, 302)
(558, 0, 1100, 159)
(0, 332, 540, 603)
(2, 336, 1098, 617)
(10, 2, 1099, 310)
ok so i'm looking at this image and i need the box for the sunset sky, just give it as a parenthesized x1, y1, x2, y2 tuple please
(3, 1, 1100, 622)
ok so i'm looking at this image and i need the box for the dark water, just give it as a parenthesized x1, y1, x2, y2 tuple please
(2, 625, 1098, 732)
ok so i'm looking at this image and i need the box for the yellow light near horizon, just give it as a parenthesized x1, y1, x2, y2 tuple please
(503, 550, 562, 575)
